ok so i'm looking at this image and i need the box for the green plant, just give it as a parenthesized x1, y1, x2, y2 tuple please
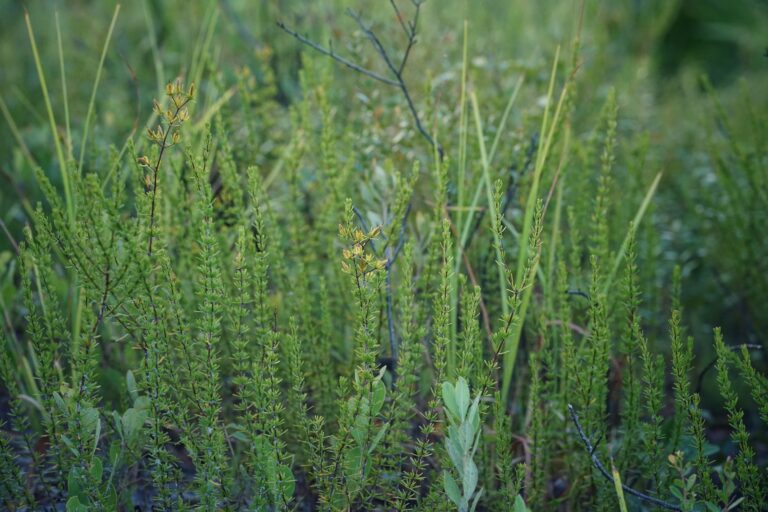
(441, 377, 482, 512)
(1, 2, 767, 511)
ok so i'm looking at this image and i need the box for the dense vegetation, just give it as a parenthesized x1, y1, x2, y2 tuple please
(1, 1, 767, 510)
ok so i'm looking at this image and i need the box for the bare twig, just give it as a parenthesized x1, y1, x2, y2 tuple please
(565, 289, 590, 301)
(275, 22, 399, 87)
(567, 404, 682, 511)
(278, 1, 443, 159)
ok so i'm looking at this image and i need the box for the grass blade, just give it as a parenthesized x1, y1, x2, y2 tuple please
(602, 170, 663, 298)
(25, 8, 72, 225)
(77, 4, 121, 176)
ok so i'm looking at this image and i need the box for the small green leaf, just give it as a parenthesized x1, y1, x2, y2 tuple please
(122, 408, 148, 444)
(463, 458, 478, 499)
(371, 379, 386, 416)
(61, 435, 80, 457)
(89, 456, 103, 482)
(80, 407, 99, 435)
(368, 423, 389, 454)
(133, 396, 150, 411)
(351, 426, 366, 448)
(468, 396, 481, 434)
(705, 502, 721, 512)
(109, 441, 121, 469)
(111, 411, 123, 441)
(442, 381, 459, 423)
(68, 467, 83, 499)
(230, 430, 250, 443)
(512, 494, 528, 512)
(446, 434, 464, 475)
(344, 445, 364, 481)
(92, 415, 101, 456)
(126, 370, 138, 403)
(443, 470, 462, 507)
(53, 391, 67, 412)
(104, 484, 118, 510)
(455, 377, 470, 421)
(278, 464, 295, 502)
(66, 496, 87, 512)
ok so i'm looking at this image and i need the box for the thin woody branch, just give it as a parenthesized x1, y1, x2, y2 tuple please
(275, 22, 400, 87)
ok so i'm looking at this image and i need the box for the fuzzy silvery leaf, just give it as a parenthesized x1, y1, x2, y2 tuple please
(462, 458, 478, 499)
(443, 470, 462, 507)
(468, 395, 481, 434)
(446, 435, 464, 476)
(455, 377, 470, 421)
(442, 381, 459, 423)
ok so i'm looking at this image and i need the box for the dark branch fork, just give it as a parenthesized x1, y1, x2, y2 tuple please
(567, 404, 682, 511)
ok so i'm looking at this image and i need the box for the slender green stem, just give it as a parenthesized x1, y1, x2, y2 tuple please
(55, 11, 72, 161)
(470, 91, 508, 320)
